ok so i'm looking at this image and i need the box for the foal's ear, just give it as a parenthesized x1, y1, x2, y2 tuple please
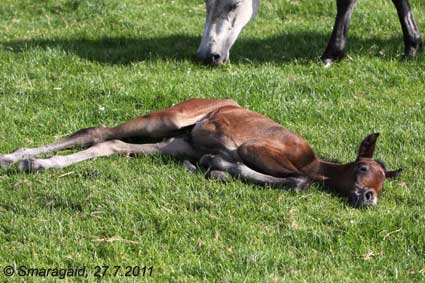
(357, 133, 380, 158)
(385, 168, 402, 179)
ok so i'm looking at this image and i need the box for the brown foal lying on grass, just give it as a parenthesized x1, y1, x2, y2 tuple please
(0, 98, 401, 208)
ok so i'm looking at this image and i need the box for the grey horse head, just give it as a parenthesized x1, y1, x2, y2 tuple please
(197, 0, 259, 66)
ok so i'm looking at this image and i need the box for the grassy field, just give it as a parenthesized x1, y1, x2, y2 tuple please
(0, 0, 424, 282)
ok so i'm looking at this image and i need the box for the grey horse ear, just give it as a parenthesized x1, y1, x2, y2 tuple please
(385, 168, 402, 179)
(357, 133, 379, 159)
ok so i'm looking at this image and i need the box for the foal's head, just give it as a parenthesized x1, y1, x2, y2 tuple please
(327, 133, 402, 208)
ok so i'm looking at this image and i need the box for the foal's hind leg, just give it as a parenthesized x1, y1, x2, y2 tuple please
(18, 137, 198, 172)
(0, 98, 239, 167)
(0, 110, 190, 166)
(0, 127, 116, 167)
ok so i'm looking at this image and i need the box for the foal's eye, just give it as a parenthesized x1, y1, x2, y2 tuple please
(358, 165, 369, 172)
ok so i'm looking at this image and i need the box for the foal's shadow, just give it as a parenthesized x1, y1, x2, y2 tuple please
(1, 31, 408, 65)
(0, 155, 353, 209)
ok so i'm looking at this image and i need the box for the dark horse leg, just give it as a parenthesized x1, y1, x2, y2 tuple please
(392, 0, 422, 57)
(321, 0, 358, 66)
(321, 0, 422, 65)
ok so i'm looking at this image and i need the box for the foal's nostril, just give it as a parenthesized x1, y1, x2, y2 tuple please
(364, 191, 374, 202)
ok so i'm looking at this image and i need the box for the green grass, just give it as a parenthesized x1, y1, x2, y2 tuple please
(0, 0, 424, 282)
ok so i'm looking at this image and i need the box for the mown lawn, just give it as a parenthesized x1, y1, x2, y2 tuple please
(0, 0, 424, 282)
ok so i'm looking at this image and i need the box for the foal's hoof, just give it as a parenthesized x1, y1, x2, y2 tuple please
(201, 155, 231, 172)
(289, 177, 312, 192)
(0, 155, 15, 167)
(18, 159, 45, 173)
(199, 154, 216, 168)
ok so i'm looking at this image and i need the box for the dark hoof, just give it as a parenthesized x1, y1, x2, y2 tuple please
(404, 41, 423, 58)
(199, 154, 216, 168)
(17, 159, 44, 173)
(287, 177, 311, 192)
(199, 154, 228, 171)
(320, 49, 345, 67)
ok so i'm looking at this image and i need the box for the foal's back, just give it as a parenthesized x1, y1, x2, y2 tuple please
(190, 105, 314, 159)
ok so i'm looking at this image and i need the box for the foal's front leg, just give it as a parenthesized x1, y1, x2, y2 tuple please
(200, 154, 311, 191)
(18, 138, 197, 172)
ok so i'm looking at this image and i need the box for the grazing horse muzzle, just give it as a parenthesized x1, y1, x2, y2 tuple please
(197, 50, 227, 66)
(198, 0, 259, 66)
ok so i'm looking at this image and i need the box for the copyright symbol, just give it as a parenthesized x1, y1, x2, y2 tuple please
(3, 265, 14, 276)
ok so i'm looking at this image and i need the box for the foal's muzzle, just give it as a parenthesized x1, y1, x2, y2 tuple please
(348, 188, 377, 208)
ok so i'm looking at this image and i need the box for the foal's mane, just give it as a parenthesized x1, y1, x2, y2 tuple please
(319, 156, 342, 164)
(319, 156, 387, 171)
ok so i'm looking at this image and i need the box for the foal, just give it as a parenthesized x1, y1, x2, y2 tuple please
(0, 98, 401, 208)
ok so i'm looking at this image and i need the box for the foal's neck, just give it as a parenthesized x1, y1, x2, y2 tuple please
(308, 159, 353, 181)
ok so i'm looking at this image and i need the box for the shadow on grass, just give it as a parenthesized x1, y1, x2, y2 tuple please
(0, 159, 354, 209)
(0, 31, 409, 65)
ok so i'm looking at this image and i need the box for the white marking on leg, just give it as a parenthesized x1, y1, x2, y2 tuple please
(17, 138, 196, 172)
(0, 139, 82, 166)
